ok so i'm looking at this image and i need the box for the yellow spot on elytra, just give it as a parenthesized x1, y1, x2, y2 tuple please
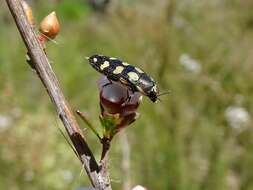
(127, 72, 139, 81)
(113, 66, 124, 74)
(122, 62, 129, 66)
(109, 57, 117, 60)
(135, 67, 144, 73)
(100, 61, 110, 70)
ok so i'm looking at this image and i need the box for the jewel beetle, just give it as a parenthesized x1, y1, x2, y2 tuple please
(87, 54, 164, 103)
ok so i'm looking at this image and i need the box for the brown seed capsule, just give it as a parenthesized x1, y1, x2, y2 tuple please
(39, 11, 60, 39)
(21, 0, 35, 27)
(98, 76, 142, 134)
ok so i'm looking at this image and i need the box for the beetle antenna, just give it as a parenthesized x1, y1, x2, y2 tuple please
(158, 90, 171, 97)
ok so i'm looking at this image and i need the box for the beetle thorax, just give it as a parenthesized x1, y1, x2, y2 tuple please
(136, 74, 158, 102)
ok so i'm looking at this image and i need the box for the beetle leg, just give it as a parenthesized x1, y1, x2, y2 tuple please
(126, 95, 132, 103)
(122, 90, 132, 106)
(126, 90, 131, 102)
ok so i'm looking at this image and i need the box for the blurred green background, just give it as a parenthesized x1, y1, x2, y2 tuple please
(1, 0, 253, 189)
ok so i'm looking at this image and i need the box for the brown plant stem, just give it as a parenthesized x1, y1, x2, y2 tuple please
(100, 137, 111, 162)
(76, 110, 111, 186)
(100, 137, 111, 186)
(5, 0, 111, 189)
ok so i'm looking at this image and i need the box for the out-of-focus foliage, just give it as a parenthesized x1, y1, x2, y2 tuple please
(1, 0, 253, 189)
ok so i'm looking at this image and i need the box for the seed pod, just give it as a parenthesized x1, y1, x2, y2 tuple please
(39, 11, 60, 39)
(21, 0, 34, 27)
(98, 76, 142, 138)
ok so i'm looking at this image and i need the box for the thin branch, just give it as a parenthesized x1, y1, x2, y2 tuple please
(5, 0, 111, 189)
(100, 137, 111, 187)
(76, 110, 102, 141)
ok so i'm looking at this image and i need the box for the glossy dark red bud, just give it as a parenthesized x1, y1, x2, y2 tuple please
(98, 76, 142, 112)
(98, 76, 142, 131)
(116, 112, 140, 131)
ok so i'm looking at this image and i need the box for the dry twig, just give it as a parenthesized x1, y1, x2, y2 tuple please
(5, 0, 111, 189)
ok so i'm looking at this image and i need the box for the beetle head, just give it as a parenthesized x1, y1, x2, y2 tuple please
(147, 85, 159, 103)
(87, 55, 101, 65)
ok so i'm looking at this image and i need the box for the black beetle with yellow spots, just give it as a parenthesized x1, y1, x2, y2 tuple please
(87, 54, 159, 102)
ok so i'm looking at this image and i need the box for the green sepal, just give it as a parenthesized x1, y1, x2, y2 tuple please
(99, 113, 121, 140)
